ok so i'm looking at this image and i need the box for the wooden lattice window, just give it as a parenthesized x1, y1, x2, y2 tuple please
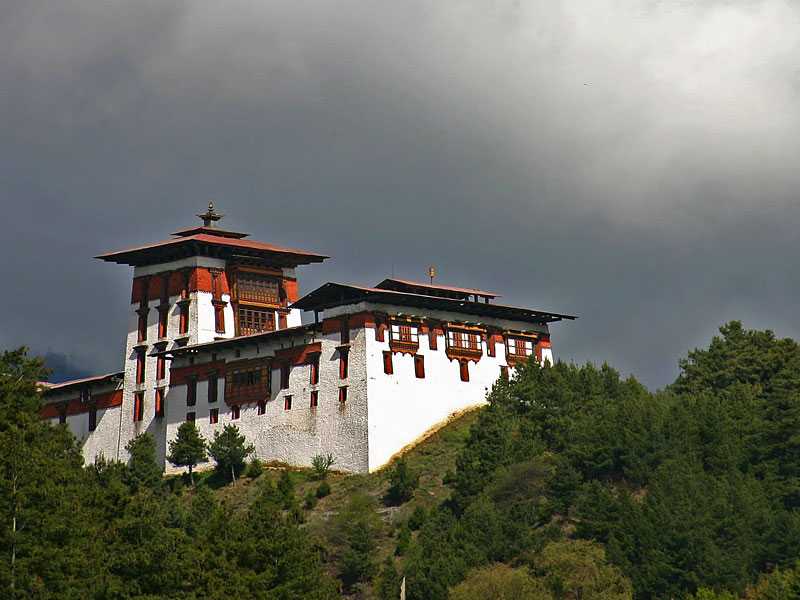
(238, 273, 280, 305)
(225, 362, 270, 406)
(506, 337, 534, 358)
(448, 330, 480, 351)
(238, 307, 275, 336)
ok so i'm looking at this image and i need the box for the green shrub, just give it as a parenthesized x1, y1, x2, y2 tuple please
(395, 523, 411, 556)
(311, 453, 336, 480)
(316, 480, 331, 498)
(246, 458, 263, 479)
(304, 490, 317, 510)
(385, 458, 418, 505)
(408, 505, 426, 530)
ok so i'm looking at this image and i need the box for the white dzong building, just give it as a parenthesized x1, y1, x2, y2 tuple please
(41, 205, 576, 474)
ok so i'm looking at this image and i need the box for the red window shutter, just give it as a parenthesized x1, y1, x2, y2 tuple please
(133, 392, 144, 422)
(179, 303, 189, 334)
(341, 319, 350, 344)
(284, 395, 292, 410)
(278, 312, 288, 329)
(154, 389, 164, 417)
(459, 360, 470, 382)
(214, 304, 225, 333)
(138, 313, 147, 342)
(280, 364, 290, 390)
(339, 386, 348, 404)
(375, 323, 385, 342)
(414, 355, 425, 379)
(135, 350, 145, 385)
(339, 350, 349, 380)
(383, 351, 393, 375)
(208, 375, 218, 404)
(428, 327, 438, 350)
(310, 390, 318, 408)
(156, 356, 166, 380)
(310, 358, 319, 385)
(257, 401, 266, 415)
(209, 408, 218, 424)
(158, 307, 168, 338)
(487, 334, 496, 357)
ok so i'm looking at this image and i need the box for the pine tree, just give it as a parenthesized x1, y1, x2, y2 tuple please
(207, 424, 254, 483)
(167, 421, 206, 486)
(124, 432, 162, 492)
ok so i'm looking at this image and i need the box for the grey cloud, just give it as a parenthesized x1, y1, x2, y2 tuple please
(2, 0, 799, 387)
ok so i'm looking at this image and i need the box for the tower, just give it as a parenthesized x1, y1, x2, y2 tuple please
(95, 204, 328, 463)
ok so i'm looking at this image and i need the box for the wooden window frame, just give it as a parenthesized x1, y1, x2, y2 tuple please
(339, 348, 349, 380)
(186, 411, 196, 423)
(186, 377, 197, 406)
(338, 386, 348, 404)
(310, 390, 319, 408)
(309, 356, 320, 385)
(341, 318, 350, 344)
(133, 392, 144, 422)
(284, 395, 292, 411)
(88, 406, 97, 432)
(135, 349, 146, 385)
(209, 407, 219, 424)
(414, 354, 425, 379)
(257, 400, 266, 415)
(178, 300, 189, 335)
(238, 306, 276, 336)
(428, 326, 438, 350)
(154, 388, 165, 418)
(459, 360, 470, 382)
(137, 311, 148, 343)
(280, 363, 290, 390)
(208, 373, 218, 404)
(383, 351, 394, 375)
(158, 305, 169, 339)
(231, 405, 241, 420)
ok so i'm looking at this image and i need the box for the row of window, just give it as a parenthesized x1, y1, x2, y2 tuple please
(384, 323, 536, 358)
(137, 302, 189, 343)
(184, 386, 348, 423)
(381, 351, 510, 382)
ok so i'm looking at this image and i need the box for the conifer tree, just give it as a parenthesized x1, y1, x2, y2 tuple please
(167, 421, 206, 486)
(124, 432, 162, 492)
(208, 424, 254, 483)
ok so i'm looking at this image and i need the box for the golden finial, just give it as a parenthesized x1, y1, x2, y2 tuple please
(428, 265, 437, 285)
(197, 202, 224, 227)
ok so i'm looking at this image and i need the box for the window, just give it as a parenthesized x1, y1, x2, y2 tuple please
(341, 319, 350, 344)
(284, 395, 292, 410)
(179, 302, 189, 334)
(506, 337, 534, 358)
(209, 408, 219, 424)
(338, 386, 348, 404)
(186, 411, 196, 423)
(158, 306, 168, 338)
(310, 390, 318, 408)
(137, 312, 148, 342)
(375, 321, 385, 342)
(278, 312, 288, 329)
(448, 330, 481, 351)
(187, 378, 197, 406)
(238, 307, 275, 336)
(309, 357, 319, 385)
(213, 301, 226, 334)
(238, 273, 280, 304)
(339, 349, 349, 380)
(414, 355, 425, 379)
(428, 327, 438, 350)
(208, 374, 218, 403)
(280, 363, 290, 390)
(459, 360, 470, 382)
(135, 349, 145, 385)
(156, 355, 166, 381)
(133, 392, 144, 422)
(231, 405, 240, 420)
(88, 406, 97, 432)
(257, 400, 266, 415)
(154, 388, 164, 418)
(58, 405, 67, 425)
(500, 365, 509, 380)
(383, 351, 394, 375)
(392, 324, 418, 344)
(487, 334, 496, 357)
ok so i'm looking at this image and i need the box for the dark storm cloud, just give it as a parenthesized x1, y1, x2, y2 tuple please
(2, 0, 799, 388)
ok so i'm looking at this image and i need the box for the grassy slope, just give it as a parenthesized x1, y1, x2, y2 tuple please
(200, 407, 481, 595)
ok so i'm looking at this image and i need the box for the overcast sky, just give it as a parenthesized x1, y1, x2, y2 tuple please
(2, 0, 799, 388)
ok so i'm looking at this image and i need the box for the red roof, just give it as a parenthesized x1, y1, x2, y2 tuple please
(41, 372, 123, 393)
(376, 278, 499, 299)
(96, 232, 329, 267)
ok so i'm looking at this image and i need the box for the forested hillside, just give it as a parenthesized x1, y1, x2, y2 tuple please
(3, 321, 800, 598)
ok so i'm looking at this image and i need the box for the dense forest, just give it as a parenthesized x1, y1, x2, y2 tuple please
(3, 321, 800, 598)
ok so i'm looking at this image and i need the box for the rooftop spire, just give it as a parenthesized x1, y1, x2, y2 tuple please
(197, 202, 223, 227)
